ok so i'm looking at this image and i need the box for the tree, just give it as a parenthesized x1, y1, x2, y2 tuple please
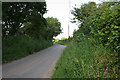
(2, 2, 62, 41)
(20, 13, 47, 39)
(2, 2, 47, 36)
(71, 2, 97, 23)
(45, 17, 62, 40)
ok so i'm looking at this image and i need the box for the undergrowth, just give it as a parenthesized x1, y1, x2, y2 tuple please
(52, 35, 119, 78)
(2, 36, 53, 64)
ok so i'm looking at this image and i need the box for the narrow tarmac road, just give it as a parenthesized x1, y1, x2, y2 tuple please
(2, 44, 66, 78)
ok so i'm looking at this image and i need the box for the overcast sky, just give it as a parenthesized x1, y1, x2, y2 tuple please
(44, 0, 102, 39)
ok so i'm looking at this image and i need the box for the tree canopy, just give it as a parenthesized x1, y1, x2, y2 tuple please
(2, 2, 62, 40)
(2, 2, 47, 36)
(45, 17, 62, 40)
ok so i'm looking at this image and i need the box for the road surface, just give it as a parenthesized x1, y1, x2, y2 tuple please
(2, 44, 66, 78)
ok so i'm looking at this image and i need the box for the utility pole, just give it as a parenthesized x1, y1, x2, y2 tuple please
(68, 0, 71, 38)
(68, 24, 70, 38)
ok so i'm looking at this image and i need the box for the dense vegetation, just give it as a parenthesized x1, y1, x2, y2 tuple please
(2, 36, 53, 63)
(52, 2, 119, 78)
(2, 2, 61, 63)
(72, 2, 120, 53)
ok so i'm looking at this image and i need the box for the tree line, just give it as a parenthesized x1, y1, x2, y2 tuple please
(2, 2, 62, 63)
(2, 2, 61, 40)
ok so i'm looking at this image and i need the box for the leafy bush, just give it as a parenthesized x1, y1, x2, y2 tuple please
(88, 3, 120, 53)
(72, 2, 120, 53)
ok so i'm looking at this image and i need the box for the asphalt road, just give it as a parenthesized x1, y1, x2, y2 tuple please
(2, 44, 66, 78)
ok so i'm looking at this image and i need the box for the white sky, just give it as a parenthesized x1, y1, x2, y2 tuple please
(44, 0, 102, 39)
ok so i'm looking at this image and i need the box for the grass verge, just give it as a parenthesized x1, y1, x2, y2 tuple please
(2, 36, 53, 64)
(52, 37, 119, 78)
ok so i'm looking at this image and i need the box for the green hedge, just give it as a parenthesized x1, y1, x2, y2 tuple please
(2, 36, 53, 64)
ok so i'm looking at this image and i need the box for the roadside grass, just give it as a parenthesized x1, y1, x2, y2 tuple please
(52, 37, 119, 78)
(2, 36, 53, 64)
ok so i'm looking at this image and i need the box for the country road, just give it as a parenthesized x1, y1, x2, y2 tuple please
(2, 44, 66, 78)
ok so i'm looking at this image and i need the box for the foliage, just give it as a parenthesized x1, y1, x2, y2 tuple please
(71, 2, 97, 23)
(2, 2, 62, 40)
(52, 35, 119, 78)
(52, 1, 119, 78)
(2, 2, 62, 63)
(72, 2, 120, 53)
(46, 17, 62, 40)
(2, 2, 47, 36)
(20, 14, 47, 39)
(2, 36, 52, 64)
